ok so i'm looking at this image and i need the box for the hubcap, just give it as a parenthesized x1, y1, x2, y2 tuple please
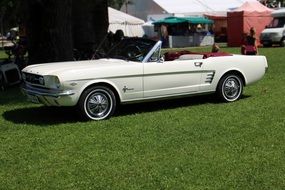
(223, 77, 241, 100)
(86, 91, 111, 119)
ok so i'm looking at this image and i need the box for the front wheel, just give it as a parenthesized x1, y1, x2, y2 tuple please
(216, 74, 243, 102)
(77, 86, 117, 120)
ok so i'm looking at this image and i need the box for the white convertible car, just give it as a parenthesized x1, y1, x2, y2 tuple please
(21, 38, 268, 120)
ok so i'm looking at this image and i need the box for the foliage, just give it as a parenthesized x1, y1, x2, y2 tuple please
(0, 0, 14, 12)
(108, 0, 125, 9)
(0, 46, 285, 189)
(0, 50, 7, 59)
(0, 0, 22, 33)
(261, 0, 285, 7)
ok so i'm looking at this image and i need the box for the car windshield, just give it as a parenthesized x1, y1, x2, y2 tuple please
(105, 38, 157, 62)
(267, 17, 285, 28)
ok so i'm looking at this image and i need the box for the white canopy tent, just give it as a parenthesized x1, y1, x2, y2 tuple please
(153, 0, 256, 17)
(121, 0, 257, 20)
(108, 7, 145, 37)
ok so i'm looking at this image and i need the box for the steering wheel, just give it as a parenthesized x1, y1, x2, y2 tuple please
(124, 45, 143, 61)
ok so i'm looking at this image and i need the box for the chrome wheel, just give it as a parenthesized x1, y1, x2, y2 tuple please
(86, 91, 111, 118)
(223, 77, 240, 100)
(217, 74, 243, 102)
(78, 86, 116, 120)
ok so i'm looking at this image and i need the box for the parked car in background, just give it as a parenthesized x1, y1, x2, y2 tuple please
(260, 8, 285, 47)
(21, 38, 268, 120)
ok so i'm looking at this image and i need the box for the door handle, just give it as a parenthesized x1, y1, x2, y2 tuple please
(194, 62, 203, 67)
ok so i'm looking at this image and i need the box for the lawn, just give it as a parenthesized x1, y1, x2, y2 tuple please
(0, 49, 8, 59)
(0, 46, 285, 190)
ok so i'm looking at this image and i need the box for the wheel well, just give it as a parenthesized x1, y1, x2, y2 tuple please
(84, 82, 121, 103)
(220, 70, 246, 86)
(280, 37, 285, 46)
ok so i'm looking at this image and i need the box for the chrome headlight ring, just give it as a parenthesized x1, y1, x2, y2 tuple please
(44, 75, 61, 89)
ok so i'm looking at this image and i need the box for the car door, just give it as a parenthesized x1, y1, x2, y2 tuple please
(143, 58, 204, 98)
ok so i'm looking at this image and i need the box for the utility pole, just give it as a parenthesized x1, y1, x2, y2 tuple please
(125, 0, 129, 13)
(125, 0, 133, 14)
(0, 7, 5, 49)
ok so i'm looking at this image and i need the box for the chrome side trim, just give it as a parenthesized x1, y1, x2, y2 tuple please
(120, 90, 215, 104)
(68, 70, 216, 82)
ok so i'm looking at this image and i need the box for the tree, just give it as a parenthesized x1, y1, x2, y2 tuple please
(261, 0, 284, 8)
(0, 0, 22, 36)
(24, 0, 73, 64)
(73, 0, 109, 56)
(22, 0, 109, 64)
(108, 0, 125, 10)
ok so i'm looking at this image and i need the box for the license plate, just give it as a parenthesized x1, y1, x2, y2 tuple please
(27, 94, 40, 104)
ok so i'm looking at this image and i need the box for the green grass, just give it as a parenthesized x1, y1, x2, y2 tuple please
(0, 50, 8, 59)
(1, 46, 285, 189)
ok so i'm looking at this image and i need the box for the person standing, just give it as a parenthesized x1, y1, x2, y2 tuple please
(241, 27, 258, 55)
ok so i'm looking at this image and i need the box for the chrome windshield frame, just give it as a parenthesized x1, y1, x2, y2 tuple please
(142, 41, 162, 63)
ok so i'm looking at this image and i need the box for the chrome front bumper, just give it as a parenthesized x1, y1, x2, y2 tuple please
(21, 83, 76, 106)
(21, 83, 75, 98)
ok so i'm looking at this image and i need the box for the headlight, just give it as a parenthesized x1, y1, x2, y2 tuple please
(22, 73, 26, 80)
(44, 75, 61, 89)
(38, 76, 45, 85)
(270, 32, 280, 37)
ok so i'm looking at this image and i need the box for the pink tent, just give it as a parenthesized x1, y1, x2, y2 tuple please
(227, 1, 273, 47)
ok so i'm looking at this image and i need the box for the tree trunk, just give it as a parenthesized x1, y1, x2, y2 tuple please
(24, 0, 108, 64)
(25, 0, 73, 64)
(73, 0, 109, 53)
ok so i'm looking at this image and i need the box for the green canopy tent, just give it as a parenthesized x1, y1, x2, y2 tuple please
(184, 17, 214, 24)
(153, 16, 214, 25)
(153, 16, 215, 48)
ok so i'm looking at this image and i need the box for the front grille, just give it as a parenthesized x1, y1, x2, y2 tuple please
(24, 73, 44, 85)
(5, 69, 20, 83)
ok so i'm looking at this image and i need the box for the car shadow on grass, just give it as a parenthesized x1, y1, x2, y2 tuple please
(3, 106, 80, 126)
(3, 94, 250, 126)
(116, 94, 251, 118)
(0, 85, 26, 105)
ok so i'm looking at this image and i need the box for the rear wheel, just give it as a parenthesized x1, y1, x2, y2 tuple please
(77, 86, 117, 120)
(280, 37, 285, 47)
(263, 43, 272, 47)
(216, 74, 243, 102)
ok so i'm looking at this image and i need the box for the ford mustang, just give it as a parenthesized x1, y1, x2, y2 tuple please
(21, 38, 268, 120)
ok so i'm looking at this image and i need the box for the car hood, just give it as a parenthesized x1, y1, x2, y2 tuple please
(23, 59, 129, 75)
(261, 27, 284, 34)
(22, 58, 142, 81)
